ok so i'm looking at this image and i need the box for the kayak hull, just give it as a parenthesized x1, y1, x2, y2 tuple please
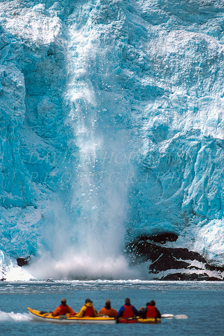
(118, 317, 137, 323)
(138, 317, 161, 324)
(118, 317, 161, 324)
(28, 308, 116, 324)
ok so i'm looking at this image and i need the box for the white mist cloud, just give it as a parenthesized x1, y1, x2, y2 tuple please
(29, 252, 142, 280)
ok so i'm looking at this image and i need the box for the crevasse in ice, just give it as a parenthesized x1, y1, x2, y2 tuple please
(1, 0, 224, 278)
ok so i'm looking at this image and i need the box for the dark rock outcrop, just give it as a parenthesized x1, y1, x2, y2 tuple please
(17, 256, 31, 267)
(145, 232, 178, 244)
(161, 273, 223, 281)
(125, 234, 224, 281)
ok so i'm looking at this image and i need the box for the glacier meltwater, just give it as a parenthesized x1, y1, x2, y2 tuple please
(1, 0, 224, 281)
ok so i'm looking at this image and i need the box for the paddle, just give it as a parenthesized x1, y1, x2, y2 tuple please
(162, 314, 188, 319)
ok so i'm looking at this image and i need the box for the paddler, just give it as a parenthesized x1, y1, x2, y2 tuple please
(117, 298, 140, 322)
(98, 299, 117, 317)
(76, 298, 97, 317)
(140, 300, 161, 318)
(52, 298, 76, 316)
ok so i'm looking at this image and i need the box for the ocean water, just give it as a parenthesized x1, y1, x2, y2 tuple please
(0, 281, 223, 336)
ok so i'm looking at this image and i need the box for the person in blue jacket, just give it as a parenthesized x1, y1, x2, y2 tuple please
(117, 298, 140, 319)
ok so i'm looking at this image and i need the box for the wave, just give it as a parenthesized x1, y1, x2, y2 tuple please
(0, 311, 31, 322)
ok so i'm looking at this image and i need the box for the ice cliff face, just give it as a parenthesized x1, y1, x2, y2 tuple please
(1, 0, 224, 280)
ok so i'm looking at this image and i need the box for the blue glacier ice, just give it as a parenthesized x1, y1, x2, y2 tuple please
(1, 0, 224, 280)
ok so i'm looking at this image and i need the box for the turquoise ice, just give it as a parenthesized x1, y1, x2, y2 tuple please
(1, 0, 224, 278)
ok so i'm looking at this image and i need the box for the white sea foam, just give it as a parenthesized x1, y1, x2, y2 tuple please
(0, 311, 31, 322)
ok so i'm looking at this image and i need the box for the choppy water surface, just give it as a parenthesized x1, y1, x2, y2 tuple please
(0, 281, 223, 336)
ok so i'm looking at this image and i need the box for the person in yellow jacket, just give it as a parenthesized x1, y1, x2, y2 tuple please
(76, 298, 97, 317)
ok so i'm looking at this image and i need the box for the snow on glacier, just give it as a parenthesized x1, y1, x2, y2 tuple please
(1, 0, 224, 279)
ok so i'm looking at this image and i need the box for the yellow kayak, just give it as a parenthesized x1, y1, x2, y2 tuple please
(117, 316, 161, 324)
(138, 317, 161, 324)
(27, 308, 116, 324)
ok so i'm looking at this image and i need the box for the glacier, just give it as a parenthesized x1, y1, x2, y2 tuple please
(1, 0, 224, 280)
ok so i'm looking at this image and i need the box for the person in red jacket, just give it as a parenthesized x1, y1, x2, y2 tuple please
(98, 299, 117, 317)
(76, 298, 97, 318)
(140, 300, 161, 318)
(52, 298, 76, 316)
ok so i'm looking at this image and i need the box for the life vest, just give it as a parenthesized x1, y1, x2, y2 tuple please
(83, 305, 95, 317)
(122, 305, 134, 318)
(146, 306, 157, 318)
(58, 304, 70, 315)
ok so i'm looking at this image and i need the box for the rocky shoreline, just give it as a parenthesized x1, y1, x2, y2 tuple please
(126, 233, 224, 281)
